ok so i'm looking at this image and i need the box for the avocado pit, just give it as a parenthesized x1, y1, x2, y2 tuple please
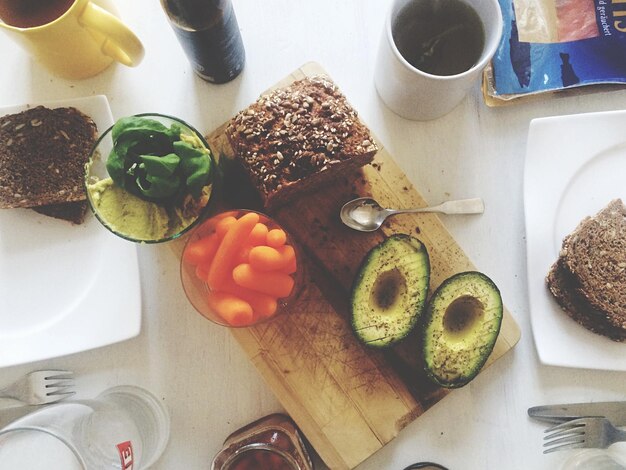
(371, 268, 407, 311)
(443, 295, 484, 342)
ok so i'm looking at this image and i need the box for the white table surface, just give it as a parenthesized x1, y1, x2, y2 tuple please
(2, 1, 626, 469)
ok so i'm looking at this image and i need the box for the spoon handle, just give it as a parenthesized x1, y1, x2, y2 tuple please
(393, 198, 485, 215)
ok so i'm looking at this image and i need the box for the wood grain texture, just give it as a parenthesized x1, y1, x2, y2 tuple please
(206, 62, 521, 470)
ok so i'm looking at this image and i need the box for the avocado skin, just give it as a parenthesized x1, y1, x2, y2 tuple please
(421, 271, 503, 388)
(351, 234, 430, 348)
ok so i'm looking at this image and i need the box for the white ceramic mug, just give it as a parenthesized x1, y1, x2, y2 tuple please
(374, 0, 503, 121)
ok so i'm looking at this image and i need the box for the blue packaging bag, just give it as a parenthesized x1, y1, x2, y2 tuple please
(489, 0, 626, 99)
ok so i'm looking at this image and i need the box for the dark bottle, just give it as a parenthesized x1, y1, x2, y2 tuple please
(161, 0, 245, 84)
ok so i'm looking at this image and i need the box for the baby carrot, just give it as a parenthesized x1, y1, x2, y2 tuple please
(277, 244, 297, 274)
(215, 216, 237, 238)
(248, 223, 269, 246)
(203, 210, 238, 231)
(206, 291, 253, 326)
(235, 244, 253, 264)
(251, 295, 278, 319)
(232, 263, 294, 298)
(183, 234, 220, 266)
(249, 245, 287, 271)
(220, 278, 278, 318)
(208, 212, 260, 290)
(195, 262, 211, 282)
(266, 228, 287, 248)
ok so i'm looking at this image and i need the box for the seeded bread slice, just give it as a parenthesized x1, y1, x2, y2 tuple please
(547, 258, 626, 341)
(0, 106, 97, 209)
(226, 76, 378, 210)
(560, 199, 626, 327)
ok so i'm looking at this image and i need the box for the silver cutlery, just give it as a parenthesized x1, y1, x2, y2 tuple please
(529, 402, 626, 425)
(0, 370, 75, 405)
(544, 417, 626, 453)
(340, 197, 484, 232)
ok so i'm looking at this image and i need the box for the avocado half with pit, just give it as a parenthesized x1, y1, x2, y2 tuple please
(351, 234, 430, 348)
(422, 271, 503, 388)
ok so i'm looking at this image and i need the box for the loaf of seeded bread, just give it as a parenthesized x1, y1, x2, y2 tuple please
(0, 106, 97, 212)
(546, 199, 626, 341)
(226, 76, 378, 210)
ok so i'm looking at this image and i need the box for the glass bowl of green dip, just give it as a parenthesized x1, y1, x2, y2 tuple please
(85, 113, 218, 243)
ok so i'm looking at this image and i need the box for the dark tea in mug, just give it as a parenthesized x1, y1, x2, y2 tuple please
(392, 0, 485, 76)
(0, 0, 74, 28)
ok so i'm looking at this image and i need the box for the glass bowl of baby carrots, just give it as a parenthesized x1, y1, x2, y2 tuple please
(180, 209, 303, 327)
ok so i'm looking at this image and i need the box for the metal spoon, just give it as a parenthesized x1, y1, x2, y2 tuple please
(340, 196, 484, 232)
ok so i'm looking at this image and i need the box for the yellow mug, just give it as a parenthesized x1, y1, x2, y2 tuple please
(0, 0, 144, 79)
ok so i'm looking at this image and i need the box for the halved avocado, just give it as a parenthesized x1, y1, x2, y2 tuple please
(351, 234, 430, 348)
(422, 271, 503, 388)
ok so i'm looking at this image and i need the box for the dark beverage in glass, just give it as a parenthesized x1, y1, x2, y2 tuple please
(161, 0, 245, 84)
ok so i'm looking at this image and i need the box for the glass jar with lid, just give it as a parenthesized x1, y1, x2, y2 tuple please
(211, 414, 313, 470)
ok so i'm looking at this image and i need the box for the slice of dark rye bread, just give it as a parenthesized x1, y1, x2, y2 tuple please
(546, 199, 626, 341)
(547, 258, 626, 341)
(0, 106, 98, 215)
(226, 76, 378, 210)
(560, 199, 626, 321)
(32, 200, 88, 225)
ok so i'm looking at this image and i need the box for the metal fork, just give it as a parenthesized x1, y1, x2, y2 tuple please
(0, 370, 75, 405)
(544, 417, 626, 453)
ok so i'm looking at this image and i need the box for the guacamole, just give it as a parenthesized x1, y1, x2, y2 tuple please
(87, 178, 198, 241)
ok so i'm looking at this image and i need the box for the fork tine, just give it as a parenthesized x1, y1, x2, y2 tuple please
(544, 426, 585, 441)
(45, 384, 74, 393)
(44, 391, 76, 403)
(45, 379, 74, 387)
(544, 433, 586, 447)
(46, 390, 76, 398)
(544, 419, 585, 434)
(542, 418, 592, 454)
(42, 371, 74, 380)
(543, 440, 586, 454)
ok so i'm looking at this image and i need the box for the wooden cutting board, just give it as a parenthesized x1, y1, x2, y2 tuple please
(205, 62, 521, 470)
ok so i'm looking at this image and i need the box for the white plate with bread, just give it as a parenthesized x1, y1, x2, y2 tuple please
(0, 95, 141, 367)
(525, 110, 626, 370)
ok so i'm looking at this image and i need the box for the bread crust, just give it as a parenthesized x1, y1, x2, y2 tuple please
(547, 258, 626, 341)
(32, 200, 89, 225)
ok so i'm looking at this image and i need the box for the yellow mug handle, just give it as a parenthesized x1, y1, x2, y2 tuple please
(78, 2, 145, 67)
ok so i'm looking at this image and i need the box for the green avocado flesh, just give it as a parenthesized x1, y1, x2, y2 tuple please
(351, 234, 430, 348)
(422, 271, 503, 388)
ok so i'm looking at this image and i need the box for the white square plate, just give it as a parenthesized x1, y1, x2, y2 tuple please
(0, 95, 141, 367)
(525, 110, 626, 370)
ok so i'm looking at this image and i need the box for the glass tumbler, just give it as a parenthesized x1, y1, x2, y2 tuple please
(561, 449, 626, 470)
(0, 385, 170, 470)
